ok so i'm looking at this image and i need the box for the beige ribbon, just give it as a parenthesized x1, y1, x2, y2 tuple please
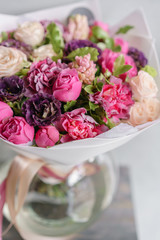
(3, 155, 74, 240)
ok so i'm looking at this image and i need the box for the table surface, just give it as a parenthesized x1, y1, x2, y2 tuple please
(0, 1, 160, 240)
(3, 168, 137, 240)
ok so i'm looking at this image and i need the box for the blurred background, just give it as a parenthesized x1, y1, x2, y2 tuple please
(0, 0, 160, 240)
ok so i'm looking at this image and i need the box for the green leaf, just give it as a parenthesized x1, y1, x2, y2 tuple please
(96, 82, 103, 91)
(97, 42, 106, 50)
(89, 101, 99, 111)
(84, 84, 94, 94)
(52, 50, 63, 62)
(141, 65, 157, 78)
(104, 69, 112, 78)
(46, 23, 64, 54)
(104, 38, 114, 50)
(113, 45, 121, 52)
(113, 65, 132, 77)
(91, 26, 109, 40)
(63, 100, 77, 112)
(116, 25, 134, 34)
(105, 115, 115, 129)
(65, 47, 99, 62)
(1, 31, 8, 41)
(114, 55, 125, 70)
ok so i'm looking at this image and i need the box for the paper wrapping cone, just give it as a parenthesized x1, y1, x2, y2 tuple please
(0, 1, 159, 167)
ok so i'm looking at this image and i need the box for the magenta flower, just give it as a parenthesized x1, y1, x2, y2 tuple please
(59, 108, 103, 143)
(24, 57, 68, 97)
(90, 76, 134, 122)
(0, 101, 13, 122)
(35, 126, 59, 148)
(53, 68, 82, 102)
(99, 49, 137, 81)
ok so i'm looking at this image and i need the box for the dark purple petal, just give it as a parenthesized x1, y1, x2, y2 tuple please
(128, 47, 148, 70)
(22, 93, 61, 126)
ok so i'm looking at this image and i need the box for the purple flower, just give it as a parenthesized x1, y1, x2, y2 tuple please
(22, 93, 61, 127)
(128, 47, 148, 70)
(64, 40, 102, 59)
(0, 76, 24, 101)
(24, 57, 68, 97)
(0, 39, 32, 58)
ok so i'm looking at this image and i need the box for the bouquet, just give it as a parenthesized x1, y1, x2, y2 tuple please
(0, 8, 159, 155)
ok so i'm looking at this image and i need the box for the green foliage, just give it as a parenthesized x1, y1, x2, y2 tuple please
(63, 100, 77, 112)
(116, 25, 134, 34)
(65, 47, 99, 62)
(89, 101, 99, 111)
(141, 65, 157, 78)
(46, 23, 64, 54)
(0, 31, 8, 42)
(84, 84, 95, 94)
(113, 55, 132, 77)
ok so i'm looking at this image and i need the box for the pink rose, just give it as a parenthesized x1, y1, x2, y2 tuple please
(53, 68, 82, 102)
(99, 49, 137, 81)
(90, 76, 134, 122)
(59, 108, 103, 143)
(35, 126, 59, 148)
(25, 58, 67, 97)
(93, 21, 109, 32)
(129, 70, 158, 101)
(0, 101, 13, 122)
(0, 116, 34, 144)
(114, 37, 129, 54)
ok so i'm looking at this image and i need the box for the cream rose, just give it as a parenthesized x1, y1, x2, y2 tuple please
(14, 21, 44, 47)
(129, 70, 158, 101)
(0, 46, 27, 77)
(33, 44, 56, 61)
(129, 98, 160, 126)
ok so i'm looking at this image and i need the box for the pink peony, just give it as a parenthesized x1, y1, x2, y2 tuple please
(90, 76, 134, 122)
(35, 126, 59, 148)
(0, 116, 34, 144)
(0, 101, 13, 122)
(59, 108, 103, 143)
(25, 58, 68, 97)
(53, 68, 82, 102)
(93, 21, 109, 32)
(114, 37, 129, 54)
(99, 49, 137, 81)
(69, 54, 97, 84)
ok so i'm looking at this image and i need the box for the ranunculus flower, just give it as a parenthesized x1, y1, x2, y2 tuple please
(0, 76, 24, 101)
(0, 116, 34, 144)
(64, 39, 102, 60)
(0, 46, 27, 78)
(129, 70, 158, 101)
(0, 101, 13, 122)
(32, 44, 56, 61)
(99, 49, 137, 81)
(35, 126, 59, 148)
(129, 98, 160, 126)
(53, 68, 82, 102)
(93, 21, 109, 32)
(0, 39, 32, 58)
(24, 58, 68, 97)
(59, 108, 103, 143)
(64, 14, 89, 42)
(114, 37, 129, 54)
(14, 21, 44, 47)
(22, 93, 61, 127)
(128, 47, 148, 70)
(90, 76, 134, 122)
(69, 54, 97, 84)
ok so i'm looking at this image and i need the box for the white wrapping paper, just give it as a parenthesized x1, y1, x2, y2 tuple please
(0, 1, 160, 166)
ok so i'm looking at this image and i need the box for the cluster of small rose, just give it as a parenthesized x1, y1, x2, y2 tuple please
(0, 14, 159, 148)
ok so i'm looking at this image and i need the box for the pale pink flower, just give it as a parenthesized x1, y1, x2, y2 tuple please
(114, 37, 129, 54)
(69, 54, 97, 84)
(93, 21, 109, 32)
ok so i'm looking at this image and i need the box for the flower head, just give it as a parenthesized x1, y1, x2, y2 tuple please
(22, 93, 61, 126)
(35, 126, 59, 148)
(128, 47, 148, 70)
(24, 57, 68, 97)
(64, 39, 102, 59)
(0, 101, 13, 122)
(69, 54, 97, 84)
(0, 39, 32, 58)
(0, 76, 24, 101)
(90, 76, 134, 122)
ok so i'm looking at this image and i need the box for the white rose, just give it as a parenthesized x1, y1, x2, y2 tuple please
(33, 44, 56, 61)
(129, 98, 160, 126)
(0, 46, 27, 77)
(129, 70, 158, 101)
(14, 21, 44, 47)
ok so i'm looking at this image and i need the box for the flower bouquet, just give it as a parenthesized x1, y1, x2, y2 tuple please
(0, 0, 160, 239)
